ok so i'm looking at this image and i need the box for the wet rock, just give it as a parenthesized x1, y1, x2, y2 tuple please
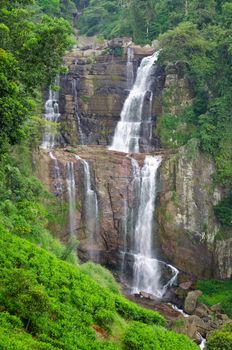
(184, 315, 207, 339)
(184, 290, 203, 314)
(140, 291, 157, 300)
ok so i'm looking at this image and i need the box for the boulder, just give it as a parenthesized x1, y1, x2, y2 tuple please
(184, 290, 203, 314)
(194, 303, 210, 318)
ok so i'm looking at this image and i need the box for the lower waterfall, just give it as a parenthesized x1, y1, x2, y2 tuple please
(132, 155, 163, 297)
(66, 161, 77, 235)
(76, 156, 99, 260)
(120, 155, 178, 298)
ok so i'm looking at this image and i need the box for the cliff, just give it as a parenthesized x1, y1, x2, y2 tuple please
(38, 36, 232, 281)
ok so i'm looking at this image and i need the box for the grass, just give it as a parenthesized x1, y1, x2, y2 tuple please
(197, 279, 232, 317)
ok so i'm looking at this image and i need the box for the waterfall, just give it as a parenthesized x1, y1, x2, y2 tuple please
(49, 152, 63, 196)
(119, 155, 178, 297)
(110, 51, 159, 153)
(42, 77, 60, 150)
(72, 79, 84, 145)
(66, 162, 77, 235)
(76, 156, 99, 259)
(127, 47, 134, 89)
(132, 155, 162, 296)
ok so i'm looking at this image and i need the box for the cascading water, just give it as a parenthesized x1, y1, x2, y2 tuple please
(132, 155, 163, 297)
(127, 47, 134, 89)
(120, 155, 178, 298)
(66, 162, 77, 235)
(49, 152, 63, 196)
(110, 51, 159, 153)
(42, 77, 60, 150)
(76, 156, 99, 259)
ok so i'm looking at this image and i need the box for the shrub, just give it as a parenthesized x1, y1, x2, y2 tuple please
(214, 190, 232, 227)
(95, 309, 116, 333)
(80, 262, 120, 294)
(207, 331, 232, 350)
(124, 322, 198, 350)
(115, 296, 166, 326)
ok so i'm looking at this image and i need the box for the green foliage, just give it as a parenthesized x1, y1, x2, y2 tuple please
(207, 323, 232, 350)
(78, 0, 132, 39)
(114, 296, 165, 326)
(0, 231, 180, 350)
(214, 190, 232, 227)
(157, 10, 232, 186)
(80, 262, 120, 294)
(197, 279, 232, 318)
(124, 321, 198, 350)
(0, 0, 72, 150)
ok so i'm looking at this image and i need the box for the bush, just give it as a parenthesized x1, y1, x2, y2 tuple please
(214, 190, 232, 227)
(95, 309, 116, 333)
(115, 296, 166, 326)
(124, 322, 198, 350)
(80, 262, 120, 294)
(207, 331, 232, 350)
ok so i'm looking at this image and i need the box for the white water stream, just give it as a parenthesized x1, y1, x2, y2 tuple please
(41, 77, 60, 149)
(66, 162, 77, 235)
(132, 155, 167, 298)
(110, 51, 159, 153)
(49, 152, 63, 196)
(76, 156, 99, 259)
(119, 156, 179, 297)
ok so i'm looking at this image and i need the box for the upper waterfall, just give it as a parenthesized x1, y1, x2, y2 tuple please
(109, 51, 159, 153)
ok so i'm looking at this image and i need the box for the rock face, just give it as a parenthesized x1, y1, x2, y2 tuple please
(157, 144, 232, 279)
(35, 146, 157, 270)
(58, 36, 164, 147)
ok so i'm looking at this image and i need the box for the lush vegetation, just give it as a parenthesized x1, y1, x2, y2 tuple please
(0, 230, 200, 349)
(197, 279, 232, 318)
(0, 0, 72, 151)
(0, 0, 231, 348)
(207, 323, 232, 350)
(0, 0, 74, 259)
(158, 7, 232, 188)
